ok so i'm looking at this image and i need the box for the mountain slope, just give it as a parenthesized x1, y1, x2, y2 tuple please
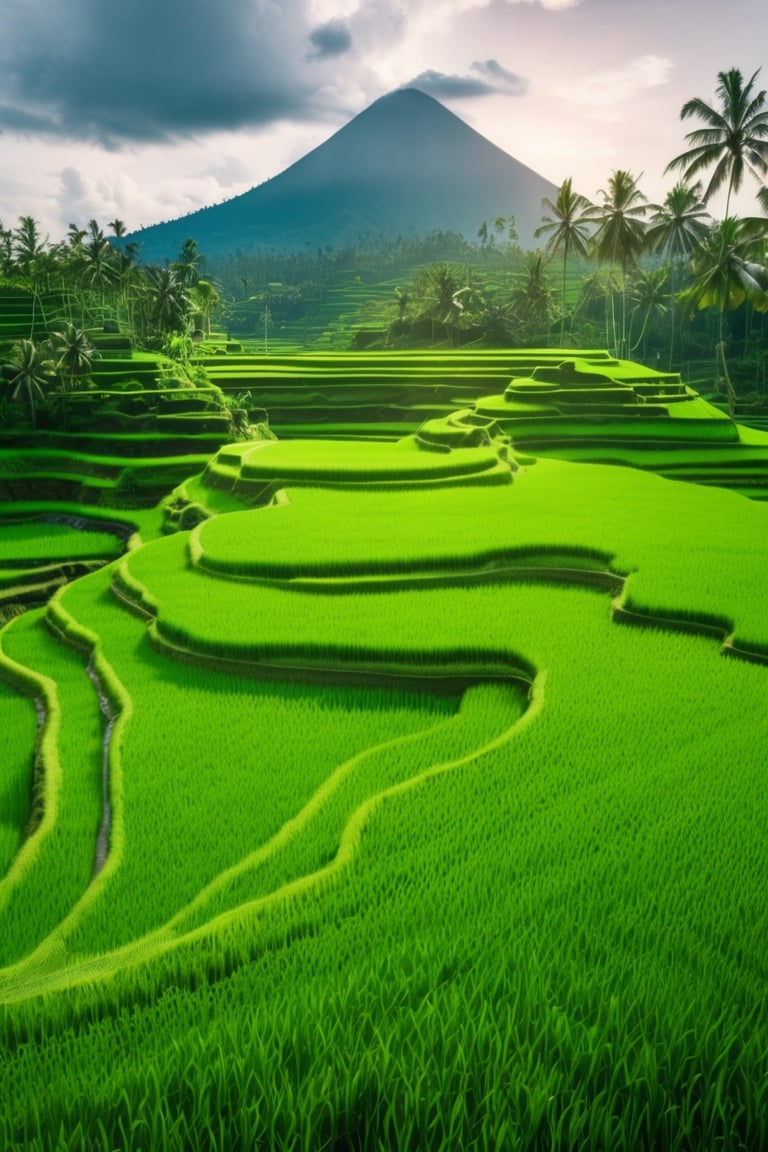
(126, 88, 559, 261)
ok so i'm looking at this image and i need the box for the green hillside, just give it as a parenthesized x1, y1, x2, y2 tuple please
(1, 346, 767, 1150)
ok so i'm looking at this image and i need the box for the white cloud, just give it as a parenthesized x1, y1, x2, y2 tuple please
(566, 55, 673, 112)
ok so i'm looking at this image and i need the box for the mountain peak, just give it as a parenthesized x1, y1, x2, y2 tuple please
(125, 90, 557, 260)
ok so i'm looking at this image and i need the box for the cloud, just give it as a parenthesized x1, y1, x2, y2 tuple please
(50, 157, 243, 236)
(307, 19, 353, 59)
(55, 166, 149, 231)
(0, 0, 334, 145)
(0, 104, 61, 133)
(0, 0, 574, 148)
(471, 60, 528, 94)
(407, 70, 498, 99)
(204, 156, 253, 188)
(407, 61, 527, 100)
(567, 54, 673, 109)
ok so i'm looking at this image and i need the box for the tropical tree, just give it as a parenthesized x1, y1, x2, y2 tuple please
(535, 177, 595, 344)
(173, 238, 204, 287)
(666, 68, 768, 216)
(591, 170, 649, 356)
(67, 223, 87, 251)
(512, 251, 557, 343)
(645, 181, 711, 366)
(12, 215, 46, 274)
(143, 266, 191, 337)
(413, 264, 470, 343)
(11, 216, 51, 335)
(49, 324, 98, 429)
(394, 286, 410, 323)
(0, 222, 13, 276)
(627, 267, 669, 359)
(491, 215, 518, 245)
(645, 182, 710, 262)
(9, 339, 55, 427)
(53, 323, 98, 392)
(680, 216, 768, 415)
(77, 221, 119, 322)
(469, 289, 517, 346)
(112, 241, 140, 332)
(191, 279, 220, 337)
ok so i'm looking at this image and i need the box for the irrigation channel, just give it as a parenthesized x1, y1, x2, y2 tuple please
(86, 656, 115, 877)
(2, 514, 132, 876)
(0, 513, 134, 618)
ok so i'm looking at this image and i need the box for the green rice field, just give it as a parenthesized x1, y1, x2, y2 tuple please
(0, 348, 767, 1150)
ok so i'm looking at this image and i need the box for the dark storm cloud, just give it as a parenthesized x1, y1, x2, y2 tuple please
(0, 104, 61, 133)
(0, 0, 326, 144)
(307, 20, 353, 60)
(408, 61, 528, 100)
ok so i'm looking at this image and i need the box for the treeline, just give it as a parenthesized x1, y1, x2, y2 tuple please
(0, 218, 219, 345)
(0, 220, 226, 430)
(4, 67, 768, 406)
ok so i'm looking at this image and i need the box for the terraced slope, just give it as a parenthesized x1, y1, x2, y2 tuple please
(197, 347, 768, 499)
(0, 515, 129, 620)
(1, 430, 767, 1147)
(1, 354, 768, 1149)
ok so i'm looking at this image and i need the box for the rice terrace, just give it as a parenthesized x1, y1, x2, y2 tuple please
(2, 75, 768, 1152)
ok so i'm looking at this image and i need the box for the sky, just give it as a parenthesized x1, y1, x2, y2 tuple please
(0, 0, 767, 244)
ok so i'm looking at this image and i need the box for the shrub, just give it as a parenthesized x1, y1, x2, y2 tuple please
(113, 467, 141, 508)
(178, 502, 210, 530)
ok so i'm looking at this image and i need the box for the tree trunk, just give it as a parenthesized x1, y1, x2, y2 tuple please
(716, 320, 736, 420)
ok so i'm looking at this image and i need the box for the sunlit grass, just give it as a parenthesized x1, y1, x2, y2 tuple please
(2, 349, 768, 1149)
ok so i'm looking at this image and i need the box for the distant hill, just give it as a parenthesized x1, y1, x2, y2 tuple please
(124, 88, 559, 263)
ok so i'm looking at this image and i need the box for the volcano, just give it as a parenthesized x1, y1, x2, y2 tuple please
(125, 88, 559, 262)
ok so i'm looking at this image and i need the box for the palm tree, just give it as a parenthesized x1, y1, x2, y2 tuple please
(51, 324, 98, 429)
(512, 252, 557, 344)
(53, 323, 97, 392)
(78, 221, 119, 322)
(12, 215, 46, 274)
(172, 238, 204, 288)
(627, 267, 669, 359)
(645, 182, 711, 367)
(67, 223, 87, 251)
(0, 222, 13, 276)
(145, 267, 191, 336)
(12, 216, 50, 336)
(680, 216, 768, 415)
(110, 240, 140, 332)
(591, 170, 648, 356)
(9, 339, 55, 428)
(535, 177, 595, 344)
(191, 279, 220, 337)
(666, 68, 768, 216)
(470, 290, 516, 345)
(414, 265, 469, 343)
(645, 182, 711, 262)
